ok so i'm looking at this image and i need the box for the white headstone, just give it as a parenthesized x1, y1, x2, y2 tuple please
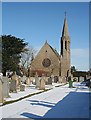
(79, 76, 84, 82)
(26, 77, 30, 85)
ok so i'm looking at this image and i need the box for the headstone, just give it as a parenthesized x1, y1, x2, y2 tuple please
(68, 76, 71, 82)
(9, 80, 17, 93)
(51, 75, 54, 83)
(35, 73, 40, 88)
(20, 85, 25, 91)
(18, 76, 22, 85)
(0, 79, 3, 103)
(54, 76, 59, 83)
(79, 76, 84, 82)
(11, 74, 19, 87)
(39, 77, 45, 90)
(2, 77, 9, 98)
(22, 76, 26, 84)
(26, 77, 30, 85)
(45, 77, 48, 85)
(58, 77, 62, 83)
(62, 76, 67, 83)
(48, 77, 52, 85)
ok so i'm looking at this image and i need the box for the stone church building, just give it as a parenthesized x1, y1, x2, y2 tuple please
(30, 16, 71, 80)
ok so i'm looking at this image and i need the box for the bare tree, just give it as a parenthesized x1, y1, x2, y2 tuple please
(20, 46, 37, 69)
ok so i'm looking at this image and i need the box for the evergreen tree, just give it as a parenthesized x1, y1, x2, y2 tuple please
(1, 35, 28, 76)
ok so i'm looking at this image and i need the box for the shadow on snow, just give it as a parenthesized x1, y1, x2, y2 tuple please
(20, 92, 90, 119)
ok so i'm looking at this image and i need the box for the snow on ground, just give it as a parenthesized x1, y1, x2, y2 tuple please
(0, 82, 90, 119)
(0, 107, 2, 120)
(4, 83, 62, 102)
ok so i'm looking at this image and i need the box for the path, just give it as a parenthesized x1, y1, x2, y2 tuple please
(0, 82, 90, 119)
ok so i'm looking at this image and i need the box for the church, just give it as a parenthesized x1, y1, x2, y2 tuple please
(30, 15, 71, 80)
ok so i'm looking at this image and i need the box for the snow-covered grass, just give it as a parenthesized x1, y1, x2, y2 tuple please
(3, 83, 63, 103)
(0, 82, 90, 119)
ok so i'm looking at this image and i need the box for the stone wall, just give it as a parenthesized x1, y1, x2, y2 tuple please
(30, 42, 60, 76)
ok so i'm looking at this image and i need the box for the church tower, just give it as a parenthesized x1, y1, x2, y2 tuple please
(60, 13, 71, 78)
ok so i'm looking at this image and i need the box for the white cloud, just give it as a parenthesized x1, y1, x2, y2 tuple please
(71, 48, 89, 71)
(71, 48, 89, 58)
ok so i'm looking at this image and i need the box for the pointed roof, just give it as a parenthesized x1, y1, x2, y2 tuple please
(62, 13, 69, 37)
(45, 42, 60, 59)
(31, 52, 34, 62)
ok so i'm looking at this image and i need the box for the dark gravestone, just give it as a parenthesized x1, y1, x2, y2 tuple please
(20, 85, 25, 91)
(48, 77, 52, 85)
(9, 80, 17, 93)
(54, 76, 59, 83)
(68, 76, 71, 82)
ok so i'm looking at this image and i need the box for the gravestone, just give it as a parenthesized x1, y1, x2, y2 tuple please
(62, 76, 67, 83)
(20, 85, 25, 91)
(45, 77, 48, 85)
(22, 76, 26, 84)
(18, 76, 22, 85)
(26, 77, 30, 85)
(2, 77, 9, 98)
(39, 77, 45, 90)
(54, 76, 59, 83)
(0, 79, 3, 103)
(68, 76, 71, 82)
(79, 76, 84, 82)
(9, 80, 17, 92)
(35, 72, 40, 88)
(58, 77, 62, 83)
(48, 77, 52, 85)
(11, 74, 19, 87)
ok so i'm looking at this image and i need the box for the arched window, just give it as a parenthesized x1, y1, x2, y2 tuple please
(65, 41, 67, 50)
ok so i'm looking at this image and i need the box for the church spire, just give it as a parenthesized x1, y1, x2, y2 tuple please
(62, 12, 69, 37)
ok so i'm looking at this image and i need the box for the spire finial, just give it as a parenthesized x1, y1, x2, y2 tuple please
(45, 40, 47, 44)
(64, 11, 67, 18)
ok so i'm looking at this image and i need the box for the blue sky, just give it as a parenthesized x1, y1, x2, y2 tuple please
(2, 2, 89, 71)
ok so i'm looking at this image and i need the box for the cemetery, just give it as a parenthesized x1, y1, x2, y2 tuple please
(0, 3, 90, 119)
(0, 72, 68, 105)
(0, 69, 89, 107)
